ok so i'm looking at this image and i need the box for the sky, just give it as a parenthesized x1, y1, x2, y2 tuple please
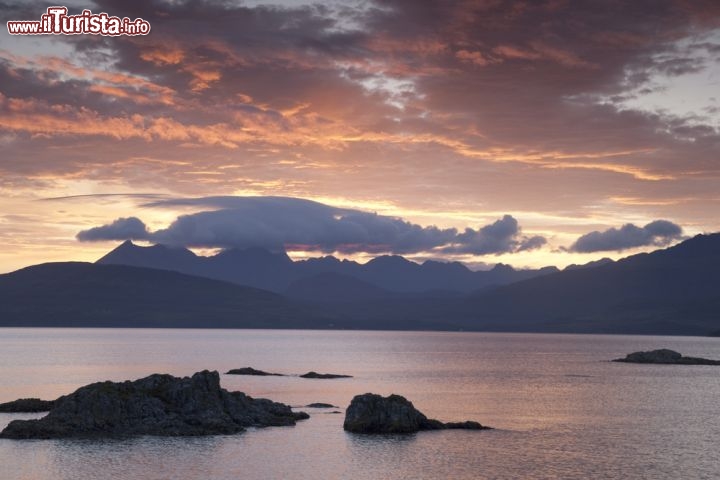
(0, 0, 719, 273)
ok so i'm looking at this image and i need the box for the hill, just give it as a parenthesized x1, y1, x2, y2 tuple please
(0, 262, 333, 328)
(446, 233, 720, 335)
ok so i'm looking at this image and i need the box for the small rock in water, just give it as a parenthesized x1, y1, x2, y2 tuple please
(300, 371, 352, 379)
(343, 393, 490, 434)
(443, 421, 485, 430)
(305, 403, 338, 408)
(225, 367, 284, 376)
(613, 349, 720, 365)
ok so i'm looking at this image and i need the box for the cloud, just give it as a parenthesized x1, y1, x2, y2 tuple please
(2, 0, 720, 260)
(442, 215, 546, 255)
(76, 217, 150, 242)
(570, 220, 684, 252)
(76, 196, 545, 256)
(519, 235, 548, 252)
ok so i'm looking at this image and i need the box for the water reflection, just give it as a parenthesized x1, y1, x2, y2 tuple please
(1, 329, 719, 479)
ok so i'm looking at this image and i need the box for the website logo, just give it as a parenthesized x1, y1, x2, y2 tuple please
(7, 6, 151, 36)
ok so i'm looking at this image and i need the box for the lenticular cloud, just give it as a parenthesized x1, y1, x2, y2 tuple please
(76, 196, 546, 256)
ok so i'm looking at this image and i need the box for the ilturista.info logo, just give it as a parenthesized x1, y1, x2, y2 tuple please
(7, 6, 151, 36)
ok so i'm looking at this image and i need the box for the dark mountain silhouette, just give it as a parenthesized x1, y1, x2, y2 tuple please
(98, 241, 298, 292)
(0, 262, 333, 328)
(563, 257, 614, 271)
(442, 233, 720, 335)
(205, 247, 296, 292)
(97, 240, 557, 295)
(2, 234, 718, 334)
(97, 240, 199, 272)
(285, 272, 395, 303)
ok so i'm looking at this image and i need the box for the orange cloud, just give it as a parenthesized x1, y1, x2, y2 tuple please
(186, 67, 222, 92)
(0, 92, 361, 150)
(366, 36, 449, 56)
(1, 51, 177, 106)
(493, 44, 541, 60)
(455, 49, 492, 66)
(140, 46, 186, 65)
(88, 85, 175, 106)
(492, 43, 594, 68)
(530, 42, 596, 68)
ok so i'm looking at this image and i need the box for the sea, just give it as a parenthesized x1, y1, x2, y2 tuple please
(0, 328, 718, 479)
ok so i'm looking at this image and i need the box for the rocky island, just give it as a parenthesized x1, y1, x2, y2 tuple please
(300, 371, 352, 379)
(225, 367, 284, 376)
(0, 370, 308, 439)
(343, 393, 490, 434)
(224, 368, 352, 378)
(613, 349, 720, 365)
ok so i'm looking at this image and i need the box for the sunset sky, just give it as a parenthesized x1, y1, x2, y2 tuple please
(1, 0, 719, 273)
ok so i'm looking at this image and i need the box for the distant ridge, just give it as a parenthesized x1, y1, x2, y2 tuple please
(0, 262, 331, 328)
(1, 234, 718, 335)
(447, 233, 720, 335)
(563, 257, 614, 271)
(97, 241, 557, 297)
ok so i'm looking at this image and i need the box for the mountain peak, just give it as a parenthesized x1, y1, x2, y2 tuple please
(110, 239, 140, 253)
(97, 241, 197, 268)
(366, 255, 415, 267)
(490, 263, 515, 273)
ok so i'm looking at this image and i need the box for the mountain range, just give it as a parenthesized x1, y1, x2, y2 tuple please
(96, 240, 559, 297)
(0, 234, 718, 334)
(453, 232, 720, 335)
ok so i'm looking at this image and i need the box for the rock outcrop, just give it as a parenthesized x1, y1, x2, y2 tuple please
(443, 421, 485, 429)
(0, 370, 308, 439)
(343, 393, 490, 434)
(300, 371, 352, 379)
(0, 398, 55, 413)
(613, 349, 720, 365)
(225, 367, 284, 376)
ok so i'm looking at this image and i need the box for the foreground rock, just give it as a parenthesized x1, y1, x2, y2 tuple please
(0, 398, 55, 413)
(225, 367, 284, 376)
(0, 370, 308, 439)
(343, 393, 490, 434)
(613, 349, 720, 365)
(300, 371, 352, 379)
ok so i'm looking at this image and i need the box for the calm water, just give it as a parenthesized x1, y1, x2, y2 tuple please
(1, 329, 719, 479)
